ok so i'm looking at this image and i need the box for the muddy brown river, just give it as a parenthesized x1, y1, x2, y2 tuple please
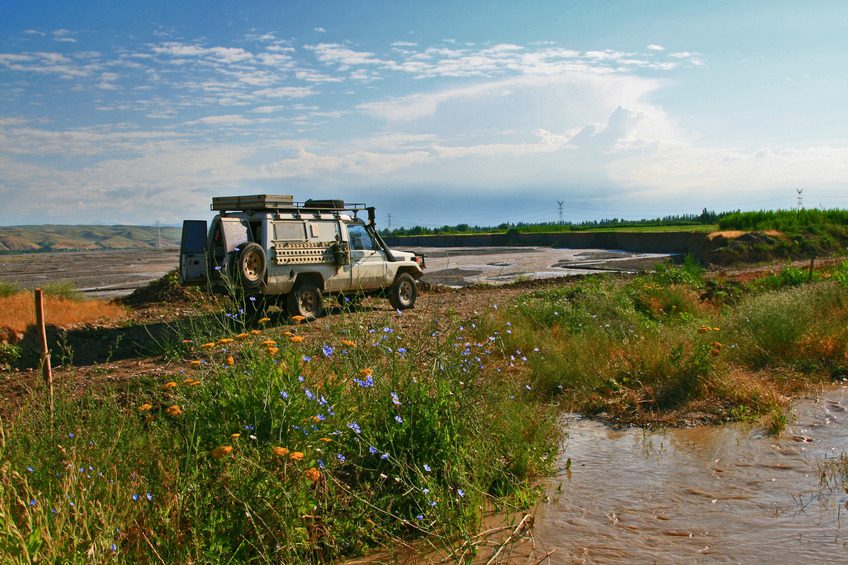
(535, 385, 848, 563)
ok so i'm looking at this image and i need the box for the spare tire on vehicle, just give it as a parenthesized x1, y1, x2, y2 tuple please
(236, 242, 266, 291)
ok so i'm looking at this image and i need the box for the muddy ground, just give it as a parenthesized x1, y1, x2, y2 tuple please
(0, 247, 673, 299)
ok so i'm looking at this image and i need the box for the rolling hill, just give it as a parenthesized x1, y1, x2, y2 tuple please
(0, 225, 182, 252)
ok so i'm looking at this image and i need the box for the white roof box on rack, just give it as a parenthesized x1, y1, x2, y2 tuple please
(211, 194, 294, 211)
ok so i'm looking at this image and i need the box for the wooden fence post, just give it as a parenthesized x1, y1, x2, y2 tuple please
(35, 289, 54, 418)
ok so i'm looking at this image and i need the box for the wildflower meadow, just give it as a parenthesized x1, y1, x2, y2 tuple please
(3, 256, 848, 562)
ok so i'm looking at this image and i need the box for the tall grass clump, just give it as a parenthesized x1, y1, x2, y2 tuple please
(1, 306, 560, 563)
(725, 281, 848, 374)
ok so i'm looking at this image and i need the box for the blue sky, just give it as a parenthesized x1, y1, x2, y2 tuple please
(1, 0, 846, 228)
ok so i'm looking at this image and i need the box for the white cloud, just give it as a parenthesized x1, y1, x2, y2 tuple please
(305, 43, 383, 68)
(647, 44, 665, 51)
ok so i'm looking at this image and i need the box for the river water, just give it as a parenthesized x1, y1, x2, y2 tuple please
(533, 385, 848, 564)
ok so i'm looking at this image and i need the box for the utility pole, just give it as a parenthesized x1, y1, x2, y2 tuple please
(155, 219, 162, 250)
(557, 201, 564, 225)
(796, 188, 804, 211)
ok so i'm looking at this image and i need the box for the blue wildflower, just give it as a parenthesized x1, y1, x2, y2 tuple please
(394, 415, 403, 423)
(423, 464, 431, 472)
(322, 345, 333, 357)
(457, 488, 465, 497)
(391, 392, 402, 405)
(347, 421, 361, 434)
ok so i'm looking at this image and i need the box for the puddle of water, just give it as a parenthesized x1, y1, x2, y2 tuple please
(534, 385, 848, 563)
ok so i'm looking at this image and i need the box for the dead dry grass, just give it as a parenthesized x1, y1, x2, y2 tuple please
(0, 293, 127, 334)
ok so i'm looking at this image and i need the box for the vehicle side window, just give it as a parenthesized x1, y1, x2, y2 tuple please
(347, 224, 374, 251)
(274, 222, 307, 241)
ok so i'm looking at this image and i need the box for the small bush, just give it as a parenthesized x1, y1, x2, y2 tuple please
(0, 281, 22, 298)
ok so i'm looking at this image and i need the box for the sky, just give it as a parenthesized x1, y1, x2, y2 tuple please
(1, 0, 846, 229)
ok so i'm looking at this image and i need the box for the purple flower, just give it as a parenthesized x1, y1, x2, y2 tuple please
(457, 488, 465, 497)
(337, 454, 346, 462)
(390, 392, 402, 406)
(347, 421, 361, 434)
(322, 345, 334, 357)
(394, 415, 403, 424)
(423, 464, 431, 472)
(369, 446, 378, 454)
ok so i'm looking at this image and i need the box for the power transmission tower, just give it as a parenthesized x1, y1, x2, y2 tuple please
(557, 201, 564, 225)
(387, 213, 393, 231)
(155, 220, 162, 250)
(796, 188, 804, 211)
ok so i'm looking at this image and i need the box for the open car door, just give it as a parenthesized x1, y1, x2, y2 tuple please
(179, 220, 208, 285)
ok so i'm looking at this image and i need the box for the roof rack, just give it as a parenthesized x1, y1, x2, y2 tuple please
(211, 195, 367, 213)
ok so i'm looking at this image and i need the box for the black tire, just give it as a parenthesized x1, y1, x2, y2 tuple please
(389, 273, 417, 310)
(286, 280, 323, 321)
(236, 242, 266, 291)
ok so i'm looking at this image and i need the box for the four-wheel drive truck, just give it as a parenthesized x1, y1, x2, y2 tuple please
(179, 195, 425, 320)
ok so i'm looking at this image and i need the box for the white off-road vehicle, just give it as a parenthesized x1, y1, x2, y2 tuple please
(179, 195, 424, 320)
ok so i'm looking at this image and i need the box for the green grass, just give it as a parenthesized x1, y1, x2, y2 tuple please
(0, 306, 560, 563)
(473, 260, 848, 427)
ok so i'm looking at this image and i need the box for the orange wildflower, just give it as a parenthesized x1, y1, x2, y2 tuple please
(161, 381, 177, 390)
(304, 468, 321, 482)
(211, 446, 233, 459)
(138, 403, 152, 412)
(289, 336, 304, 343)
(165, 405, 182, 417)
(289, 451, 304, 462)
(291, 315, 306, 324)
(235, 333, 249, 339)
(225, 357, 235, 366)
(273, 447, 289, 458)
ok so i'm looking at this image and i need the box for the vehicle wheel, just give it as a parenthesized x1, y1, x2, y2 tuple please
(236, 242, 266, 291)
(389, 273, 417, 310)
(286, 280, 323, 321)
